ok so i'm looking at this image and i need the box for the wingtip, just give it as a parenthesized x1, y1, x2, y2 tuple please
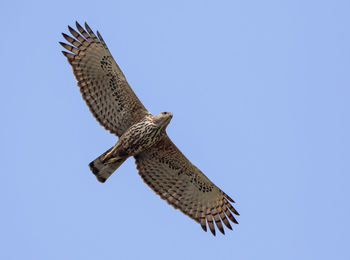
(218, 226, 225, 235)
(214, 217, 226, 235)
(97, 30, 104, 43)
(224, 193, 235, 203)
(75, 21, 84, 31)
(200, 219, 207, 232)
(62, 33, 70, 41)
(61, 50, 69, 56)
(68, 25, 75, 33)
(221, 215, 233, 230)
(232, 216, 239, 224)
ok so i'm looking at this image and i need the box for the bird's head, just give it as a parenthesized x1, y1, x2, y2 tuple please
(153, 111, 173, 129)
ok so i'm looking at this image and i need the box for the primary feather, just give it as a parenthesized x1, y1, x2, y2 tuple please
(60, 22, 239, 235)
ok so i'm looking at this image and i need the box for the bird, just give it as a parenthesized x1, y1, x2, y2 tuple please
(60, 22, 239, 236)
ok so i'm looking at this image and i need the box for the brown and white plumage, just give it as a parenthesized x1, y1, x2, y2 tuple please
(60, 22, 239, 235)
(60, 22, 148, 137)
(135, 136, 239, 235)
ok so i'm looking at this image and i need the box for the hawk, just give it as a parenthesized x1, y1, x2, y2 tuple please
(60, 22, 239, 235)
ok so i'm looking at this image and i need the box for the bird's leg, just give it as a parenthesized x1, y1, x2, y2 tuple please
(102, 141, 127, 164)
(106, 157, 124, 164)
(102, 143, 120, 162)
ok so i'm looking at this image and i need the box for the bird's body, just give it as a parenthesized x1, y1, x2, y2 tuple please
(111, 112, 173, 157)
(60, 22, 239, 235)
(90, 112, 173, 182)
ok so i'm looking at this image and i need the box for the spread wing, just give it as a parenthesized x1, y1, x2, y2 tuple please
(60, 22, 149, 137)
(134, 135, 239, 236)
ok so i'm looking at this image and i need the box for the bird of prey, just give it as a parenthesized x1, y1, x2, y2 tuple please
(60, 22, 239, 236)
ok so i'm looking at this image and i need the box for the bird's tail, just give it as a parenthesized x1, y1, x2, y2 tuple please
(89, 148, 128, 183)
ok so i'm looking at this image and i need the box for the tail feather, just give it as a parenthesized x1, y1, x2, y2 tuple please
(89, 150, 127, 183)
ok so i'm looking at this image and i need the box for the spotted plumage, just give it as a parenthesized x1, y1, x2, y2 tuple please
(60, 22, 239, 236)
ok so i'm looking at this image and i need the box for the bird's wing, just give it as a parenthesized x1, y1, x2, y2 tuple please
(134, 135, 239, 235)
(60, 22, 149, 137)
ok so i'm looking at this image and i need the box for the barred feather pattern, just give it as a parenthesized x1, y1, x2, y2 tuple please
(60, 22, 148, 137)
(135, 135, 239, 236)
(60, 22, 239, 236)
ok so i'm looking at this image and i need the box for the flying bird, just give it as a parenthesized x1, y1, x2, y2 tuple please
(60, 22, 239, 235)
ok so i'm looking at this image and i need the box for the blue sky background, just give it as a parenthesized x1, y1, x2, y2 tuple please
(1, 0, 349, 259)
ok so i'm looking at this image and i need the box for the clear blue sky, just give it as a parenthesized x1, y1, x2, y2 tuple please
(1, 0, 349, 259)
